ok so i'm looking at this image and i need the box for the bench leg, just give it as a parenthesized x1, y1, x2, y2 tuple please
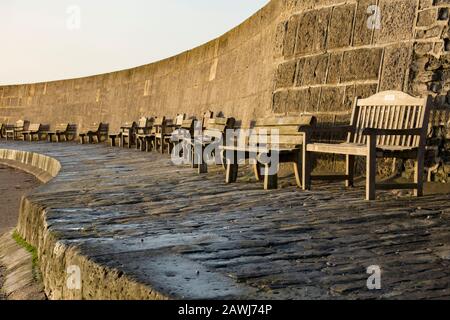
(111, 137, 116, 147)
(264, 164, 278, 190)
(191, 145, 198, 169)
(346, 155, 355, 187)
(146, 137, 152, 152)
(225, 152, 238, 183)
(253, 162, 262, 181)
(302, 148, 312, 191)
(198, 146, 207, 174)
(366, 136, 376, 201)
(292, 150, 302, 188)
(414, 151, 425, 197)
(160, 139, 166, 154)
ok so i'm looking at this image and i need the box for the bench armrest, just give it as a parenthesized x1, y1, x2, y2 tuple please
(362, 128, 423, 136)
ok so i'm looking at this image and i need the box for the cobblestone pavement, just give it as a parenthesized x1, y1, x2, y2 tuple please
(1, 141, 450, 299)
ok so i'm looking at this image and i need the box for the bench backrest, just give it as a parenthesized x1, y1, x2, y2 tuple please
(137, 117, 153, 129)
(122, 121, 137, 129)
(204, 117, 235, 139)
(349, 91, 432, 148)
(202, 110, 214, 129)
(174, 114, 186, 127)
(152, 117, 167, 135)
(136, 117, 154, 134)
(28, 123, 41, 132)
(250, 115, 317, 147)
(85, 122, 108, 134)
(15, 120, 30, 131)
(98, 123, 109, 134)
(180, 119, 195, 131)
(55, 123, 69, 132)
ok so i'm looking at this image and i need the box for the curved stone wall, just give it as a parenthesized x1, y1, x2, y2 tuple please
(1, 0, 450, 161)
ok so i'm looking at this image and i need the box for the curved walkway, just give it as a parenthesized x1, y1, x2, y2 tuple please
(0, 141, 450, 300)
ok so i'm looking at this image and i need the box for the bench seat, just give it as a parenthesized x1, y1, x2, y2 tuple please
(306, 143, 418, 157)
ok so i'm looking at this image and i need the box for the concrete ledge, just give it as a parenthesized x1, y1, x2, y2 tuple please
(0, 147, 168, 300)
(0, 149, 60, 183)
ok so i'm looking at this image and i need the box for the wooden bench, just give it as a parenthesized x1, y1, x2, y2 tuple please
(221, 115, 317, 189)
(3, 124, 15, 140)
(301, 91, 432, 200)
(79, 123, 109, 144)
(185, 117, 236, 174)
(134, 117, 155, 151)
(168, 118, 196, 155)
(47, 123, 77, 142)
(22, 123, 50, 141)
(159, 114, 186, 154)
(136, 117, 166, 152)
(6, 120, 30, 140)
(109, 121, 136, 147)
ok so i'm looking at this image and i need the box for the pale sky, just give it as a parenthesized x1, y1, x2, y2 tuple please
(0, 0, 269, 85)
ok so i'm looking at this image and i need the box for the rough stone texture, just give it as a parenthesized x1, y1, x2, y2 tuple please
(1, 141, 450, 300)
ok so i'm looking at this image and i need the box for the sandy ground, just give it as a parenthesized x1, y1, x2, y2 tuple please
(0, 164, 41, 300)
(0, 165, 40, 235)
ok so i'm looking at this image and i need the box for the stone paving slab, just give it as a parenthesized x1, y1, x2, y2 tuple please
(1, 140, 450, 300)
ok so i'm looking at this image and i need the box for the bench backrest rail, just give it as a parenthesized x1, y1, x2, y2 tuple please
(28, 123, 42, 132)
(249, 115, 317, 147)
(203, 117, 235, 140)
(349, 91, 432, 148)
(54, 123, 69, 132)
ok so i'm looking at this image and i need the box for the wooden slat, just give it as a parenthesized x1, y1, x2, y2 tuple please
(357, 90, 426, 107)
(208, 117, 228, 126)
(356, 106, 366, 144)
(254, 126, 302, 135)
(401, 106, 412, 146)
(258, 115, 315, 126)
(28, 124, 41, 132)
(206, 123, 227, 131)
(55, 123, 69, 132)
(408, 106, 417, 146)
(203, 129, 223, 139)
(377, 105, 386, 145)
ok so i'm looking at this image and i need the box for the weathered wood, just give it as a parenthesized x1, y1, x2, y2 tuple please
(135, 117, 155, 151)
(302, 91, 432, 200)
(48, 123, 77, 142)
(79, 123, 109, 144)
(223, 115, 316, 190)
(7, 120, 30, 140)
(22, 123, 50, 141)
(185, 116, 236, 174)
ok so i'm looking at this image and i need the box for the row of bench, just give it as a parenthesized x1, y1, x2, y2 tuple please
(0, 91, 432, 200)
(0, 122, 77, 142)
